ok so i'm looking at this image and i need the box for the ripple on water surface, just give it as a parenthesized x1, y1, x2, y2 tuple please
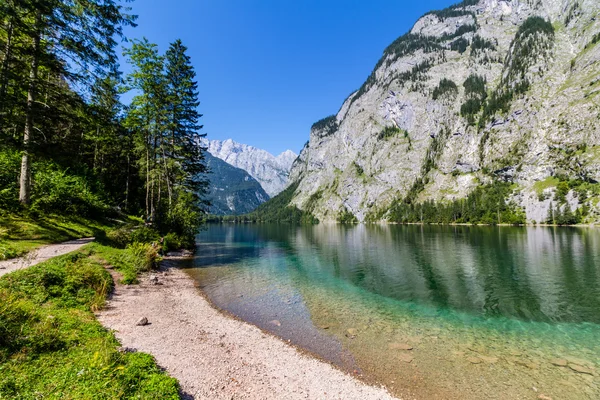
(180, 224, 600, 400)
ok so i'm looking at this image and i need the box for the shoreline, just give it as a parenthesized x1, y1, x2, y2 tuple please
(96, 258, 396, 400)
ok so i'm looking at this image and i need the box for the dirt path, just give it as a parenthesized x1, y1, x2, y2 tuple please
(0, 238, 95, 277)
(97, 260, 396, 400)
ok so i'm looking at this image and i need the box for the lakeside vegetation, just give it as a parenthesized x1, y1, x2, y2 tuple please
(209, 181, 319, 224)
(0, 0, 212, 396)
(0, 242, 179, 398)
(1, 0, 209, 250)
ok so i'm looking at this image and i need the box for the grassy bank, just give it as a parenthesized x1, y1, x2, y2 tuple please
(0, 240, 180, 398)
(0, 213, 122, 261)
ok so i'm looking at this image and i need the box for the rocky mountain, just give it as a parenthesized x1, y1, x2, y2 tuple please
(204, 152, 269, 215)
(204, 139, 297, 197)
(286, 0, 600, 224)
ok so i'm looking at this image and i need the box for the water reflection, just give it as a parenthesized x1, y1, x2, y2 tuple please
(193, 224, 600, 324)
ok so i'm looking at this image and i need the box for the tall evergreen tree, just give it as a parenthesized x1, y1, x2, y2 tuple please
(5, 0, 136, 205)
(164, 39, 208, 204)
(123, 38, 208, 238)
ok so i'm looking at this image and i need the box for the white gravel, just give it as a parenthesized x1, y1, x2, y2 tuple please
(96, 260, 397, 400)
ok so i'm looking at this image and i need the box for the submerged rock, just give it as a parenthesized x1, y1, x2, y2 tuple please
(550, 358, 568, 367)
(569, 364, 594, 375)
(388, 343, 413, 351)
(398, 353, 414, 363)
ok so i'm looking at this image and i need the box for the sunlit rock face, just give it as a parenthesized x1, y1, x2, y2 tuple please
(204, 139, 297, 197)
(288, 0, 600, 223)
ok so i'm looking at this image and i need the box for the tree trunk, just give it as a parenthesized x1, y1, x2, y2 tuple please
(0, 15, 14, 116)
(19, 11, 42, 206)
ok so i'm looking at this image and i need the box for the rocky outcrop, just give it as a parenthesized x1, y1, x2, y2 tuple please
(288, 0, 600, 223)
(204, 139, 297, 197)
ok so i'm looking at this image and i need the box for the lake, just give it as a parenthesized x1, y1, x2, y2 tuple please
(178, 224, 600, 399)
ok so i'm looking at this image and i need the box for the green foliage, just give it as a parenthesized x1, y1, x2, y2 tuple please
(586, 32, 600, 49)
(471, 35, 496, 55)
(0, 212, 112, 261)
(388, 181, 525, 225)
(350, 0, 478, 107)
(450, 37, 469, 54)
(426, 0, 477, 21)
(476, 17, 554, 127)
(432, 78, 458, 100)
(0, 250, 179, 398)
(564, 2, 580, 26)
(542, 178, 597, 225)
(377, 125, 406, 140)
(1, 0, 208, 242)
(353, 162, 365, 177)
(30, 167, 110, 218)
(105, 225, 160, 249)
(311, 115, 338, 136)
(219, 181, 318, 224)
(460, 74, 487, 125)
(337, 207, 358, 224)
(0, 150, 20, 211)
(463, 74, 487, 98)
(162, 232, 194, 253)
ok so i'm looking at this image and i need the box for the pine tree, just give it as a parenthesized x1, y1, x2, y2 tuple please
(9, 0, 136, 205)
(165, 39, 209, 202)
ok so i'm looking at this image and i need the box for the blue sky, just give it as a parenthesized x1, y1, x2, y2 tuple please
(120, 0, 455, 156)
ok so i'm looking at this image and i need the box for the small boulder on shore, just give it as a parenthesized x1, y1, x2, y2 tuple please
(136, 317, 149, 326)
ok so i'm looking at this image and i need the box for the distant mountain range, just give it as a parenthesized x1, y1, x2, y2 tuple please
(204, 139, 297, 197)
(202, 139, 297, 215)
(203, 152, 269, 215)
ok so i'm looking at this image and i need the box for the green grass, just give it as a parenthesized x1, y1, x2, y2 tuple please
(0, 213, 115, 261)
(532, 177, 560, 195)
(87, 242, 160, 285)
(0, 247, 179, 399)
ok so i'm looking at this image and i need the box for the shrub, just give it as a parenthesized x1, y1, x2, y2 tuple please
(105, 225, 160, 249)
(162, 232, 194, 252)
(311, 115, 338, 136)
(450, 37, 469, 53)
(432, 78, 458, 100)
(337, 207, 358, 224)
(127, 242, 160, 273)
(31, 167, 110, 218)
(378, 126, 405, 140)
(471, 35, 496, 54)
(0, 150, 20, 211)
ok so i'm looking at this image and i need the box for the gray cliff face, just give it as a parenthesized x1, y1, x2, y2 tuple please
(204, 139, 297, 197)
(289, 0, 600, 223)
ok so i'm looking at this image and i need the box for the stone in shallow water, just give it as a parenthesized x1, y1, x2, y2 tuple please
(569, 364, 594, 375)
(479, 356, 498, 364)
(565, 357, 593, 367)
(550, 358, 568, 367)
(515, 360, 538, 370)
(269, 320, 281, 327)
(398, 353, 414, 363)
(467, 357, 482, 364)
(346, 328, 357, 338)
(388, 343, 413, 350)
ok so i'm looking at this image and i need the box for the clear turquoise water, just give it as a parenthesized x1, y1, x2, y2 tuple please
(180, 224, 600, 399)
